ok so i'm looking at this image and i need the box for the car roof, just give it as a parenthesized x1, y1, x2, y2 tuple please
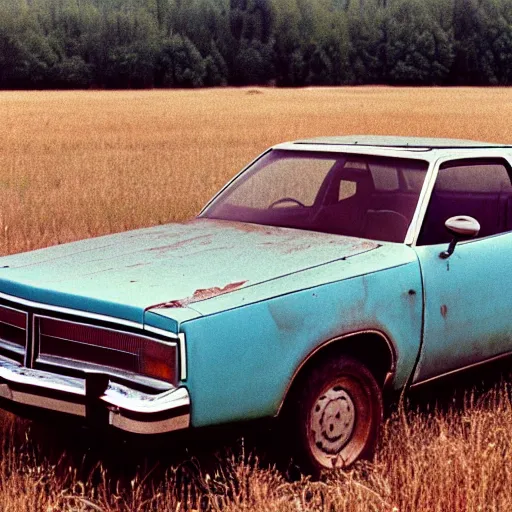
(272, 135, 512, 163)
(293, 135, 512, 149)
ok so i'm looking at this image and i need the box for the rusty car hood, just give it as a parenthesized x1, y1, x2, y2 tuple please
(0, 219, 380, 328)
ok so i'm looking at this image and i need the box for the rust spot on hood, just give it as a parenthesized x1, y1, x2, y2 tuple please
(150, 280, 248, 309)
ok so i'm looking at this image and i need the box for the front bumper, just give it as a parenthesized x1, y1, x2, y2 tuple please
(0, 357, 190, 434)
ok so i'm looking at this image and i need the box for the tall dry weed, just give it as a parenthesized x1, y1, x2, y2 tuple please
(0, 385, 507, 510)
(0, 89, 512, 509)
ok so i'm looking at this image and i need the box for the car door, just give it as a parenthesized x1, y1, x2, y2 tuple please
(412, 157, 512, 384)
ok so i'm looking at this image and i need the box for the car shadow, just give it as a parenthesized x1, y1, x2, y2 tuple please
(24, 415, 278, 495)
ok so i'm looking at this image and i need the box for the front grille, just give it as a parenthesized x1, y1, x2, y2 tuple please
(0, 303, 177, 388)
(36, 316, 177, 384)
(0, 305, 28, 363)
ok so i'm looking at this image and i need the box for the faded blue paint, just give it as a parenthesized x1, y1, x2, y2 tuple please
(0, 219, 377, 326)
(0, 217, 425, 428)
(178, 242, 417, 318)
(179, 249, 423, 427)
(413, 233, 512, 383)
(144, 310, 186, 335)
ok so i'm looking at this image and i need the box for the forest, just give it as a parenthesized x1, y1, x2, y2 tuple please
(1, 0, 512, 89)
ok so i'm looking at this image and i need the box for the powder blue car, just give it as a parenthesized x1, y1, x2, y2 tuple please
(0, 135, 509, 473)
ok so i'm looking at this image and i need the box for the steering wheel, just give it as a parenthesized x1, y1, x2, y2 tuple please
(269, 197, 306, 209)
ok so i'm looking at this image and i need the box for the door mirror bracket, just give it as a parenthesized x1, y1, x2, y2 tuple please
(439, 215, 481, 259)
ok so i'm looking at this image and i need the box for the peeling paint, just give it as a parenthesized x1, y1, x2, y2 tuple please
(150, 280, 248, 309)
(211, 220, 283, 235)
(148, 234, 212, 253)
(0, 218, 380, 319)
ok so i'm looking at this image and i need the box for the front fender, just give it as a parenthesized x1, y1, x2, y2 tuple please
(181, 261, 423, 428)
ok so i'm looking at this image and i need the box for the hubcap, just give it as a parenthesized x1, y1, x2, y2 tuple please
(310, 386, 356, 457)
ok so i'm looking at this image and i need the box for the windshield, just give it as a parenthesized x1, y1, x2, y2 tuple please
(202, 150, 429, 243)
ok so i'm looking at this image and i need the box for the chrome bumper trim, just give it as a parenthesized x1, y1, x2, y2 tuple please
(0, 384, 87, 416)
(109, 411, 190, 435)
(0, 358, 190, 434)
(143, 325, 179, 340)
(102, 382, 190, 414)
(0, 360, 83, 395)
(178, 333, 187, 381)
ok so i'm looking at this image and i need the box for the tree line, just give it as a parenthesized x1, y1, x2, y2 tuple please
(1, 0, 512, 89)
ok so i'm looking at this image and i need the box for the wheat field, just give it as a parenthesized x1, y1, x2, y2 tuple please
(1, 87, 512, 510)
(1, 87, 511, 255)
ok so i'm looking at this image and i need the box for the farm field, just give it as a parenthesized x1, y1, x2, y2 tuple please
(1, 87, 512, 255)
(1, 87, 512, 510)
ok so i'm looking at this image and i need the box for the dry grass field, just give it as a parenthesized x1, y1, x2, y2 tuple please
(1, 87, 511, 255)
(1, 87, 512, 510)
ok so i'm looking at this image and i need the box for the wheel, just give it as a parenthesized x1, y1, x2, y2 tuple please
(284, 355, 383, 475)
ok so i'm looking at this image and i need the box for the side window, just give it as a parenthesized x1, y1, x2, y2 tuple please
(338, 180, 357, 201)
(417, 158, 512, 245)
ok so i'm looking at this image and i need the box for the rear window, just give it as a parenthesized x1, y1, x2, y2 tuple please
(369, 163, 399, 191)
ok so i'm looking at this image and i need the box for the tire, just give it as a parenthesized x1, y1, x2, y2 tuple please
(283, 355, 383, 475)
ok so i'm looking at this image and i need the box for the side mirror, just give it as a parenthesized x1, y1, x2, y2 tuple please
(439, 215, 480, 259)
